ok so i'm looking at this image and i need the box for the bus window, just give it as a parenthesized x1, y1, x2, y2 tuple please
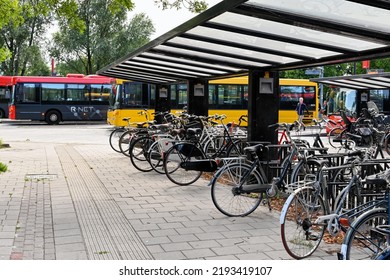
(41, 83, 65, 102)
(279, 85, 316, 111)
(19, 83, 39, 103)
(66, 84, 89, 102)
(90, 84, 110, 103)
(327, 88, 356, 116)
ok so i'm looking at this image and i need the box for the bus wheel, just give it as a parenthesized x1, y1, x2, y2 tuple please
(0, 109, 4, 119)
(45, 110, 61, 125)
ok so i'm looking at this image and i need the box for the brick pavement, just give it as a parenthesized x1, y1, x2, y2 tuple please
(0, 126, 339, 260)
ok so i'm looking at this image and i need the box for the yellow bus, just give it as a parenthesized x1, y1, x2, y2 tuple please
(108, 77, 318, 127)
(208, 76, 318, 125)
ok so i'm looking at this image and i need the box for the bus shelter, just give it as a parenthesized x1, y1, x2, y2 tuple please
(311, 72, 390, 116)
(97, 0, 390, 143)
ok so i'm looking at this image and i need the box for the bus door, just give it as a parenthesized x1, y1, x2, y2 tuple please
(13, 83, 42, 120)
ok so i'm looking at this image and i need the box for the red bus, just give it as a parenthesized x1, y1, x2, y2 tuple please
(0, 76, 13, 118)
(8, 74, 116, 124)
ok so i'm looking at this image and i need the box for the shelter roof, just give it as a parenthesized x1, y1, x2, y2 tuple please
(97, 0, 390, 84)
(311, 72, 390, 90)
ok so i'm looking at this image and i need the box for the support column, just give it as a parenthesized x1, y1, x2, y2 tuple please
(154, 84, 170, 123)
(247, 70, 279, 143)
(187, 79, 209, 116)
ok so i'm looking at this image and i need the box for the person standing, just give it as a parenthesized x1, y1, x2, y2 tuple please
(296, 97, 309, 131)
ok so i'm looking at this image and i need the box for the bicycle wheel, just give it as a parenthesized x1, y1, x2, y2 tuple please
(147, 138, 174, 174)
(343, 208, 388, 260)
(211, 163, 264, 217)
(290, 159, 323, 184)
(384, 133, 390, 156)
(328, 127, 346, 149)
(109, 128, 126, 153)
(280, 186, 326, 259)
(129, 136, 154, 172)
(118, 130, 134, 157)
(226, 138, 247, 157)
(163, 142, 203, 186)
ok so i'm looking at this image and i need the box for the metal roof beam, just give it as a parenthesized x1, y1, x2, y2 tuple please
(138, 53, 236, 73)
(147, 49, 249, 70)
(115, 65, 200, 80)
(162, 41, 279, 66)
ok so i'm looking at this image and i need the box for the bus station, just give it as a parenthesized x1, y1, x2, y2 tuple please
(1, 0, 390, 271)
(97, 0, 390, 144)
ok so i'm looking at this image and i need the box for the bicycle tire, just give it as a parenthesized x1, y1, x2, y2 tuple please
(147, 138, 175, 174)
(129, 136, 154, 172)
(384, 133, 390, 156)
(118, 130, 134, 157)
(280, 186, 326, 259)
(290, 159, 324, 184)
(342, 208, 388, 260)
(210, 163, 264, 217)
(328, 127, 346, 149)
(163, 142, 203, 186)
(226, 138, 247, 157)
(109, 128, 126, 153)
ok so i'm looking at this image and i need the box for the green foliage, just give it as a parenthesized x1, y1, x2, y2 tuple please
(0, 0, 52, 75)
(154, 0, 208, 13)
(49, 1, 154, 75)
(0, 162, 8, 173)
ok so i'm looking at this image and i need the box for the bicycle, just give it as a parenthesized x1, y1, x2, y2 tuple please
(337, 169, 390, 260)
(162, 114, 246, 186)
(209, 123, 313, 217)
(280, 153, 389, 259)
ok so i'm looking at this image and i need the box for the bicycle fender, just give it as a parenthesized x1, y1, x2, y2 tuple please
(279, 186, 313, 224)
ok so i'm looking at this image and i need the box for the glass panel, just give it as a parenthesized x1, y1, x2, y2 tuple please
(0, 86, 11, 101)
(169, 36, 300, 64)
(90, 84, 110, 103)
(247, 0, 390, 34)
(19, 83, 39, 103)
(133, 56, 227, 75)
(208, 12, 383, 53)
(122, 83, 143, 107)
(154, 45, 265, 68)
(355, 78, 390, 88)
(327, 88, 357, 115)
(107, 69, 176, 83)
(178, 84, 187, 106)
(41, 83, 65, 102)
(142, 52, 242, 72)
(337, 79, 384, 89)
(66, 84, 89, 102)
(188, 25, 338, 59)
(280, 85, 316, 111)
(209, 85, 217, 105)
(369, 90, 384, 112)
(123, 60, 210, 77)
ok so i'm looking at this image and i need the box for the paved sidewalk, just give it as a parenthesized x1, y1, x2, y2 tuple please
(0, 125, 339, 260)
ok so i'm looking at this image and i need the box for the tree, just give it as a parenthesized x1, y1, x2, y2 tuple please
(154, 0, 208, 13)
(49, 1, 154, 75)
(0, 0, 52, 75)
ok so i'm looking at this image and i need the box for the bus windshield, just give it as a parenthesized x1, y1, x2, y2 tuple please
(327, 88, 357, 116)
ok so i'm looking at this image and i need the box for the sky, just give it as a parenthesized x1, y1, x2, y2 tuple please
(129, 0, 222, 39)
